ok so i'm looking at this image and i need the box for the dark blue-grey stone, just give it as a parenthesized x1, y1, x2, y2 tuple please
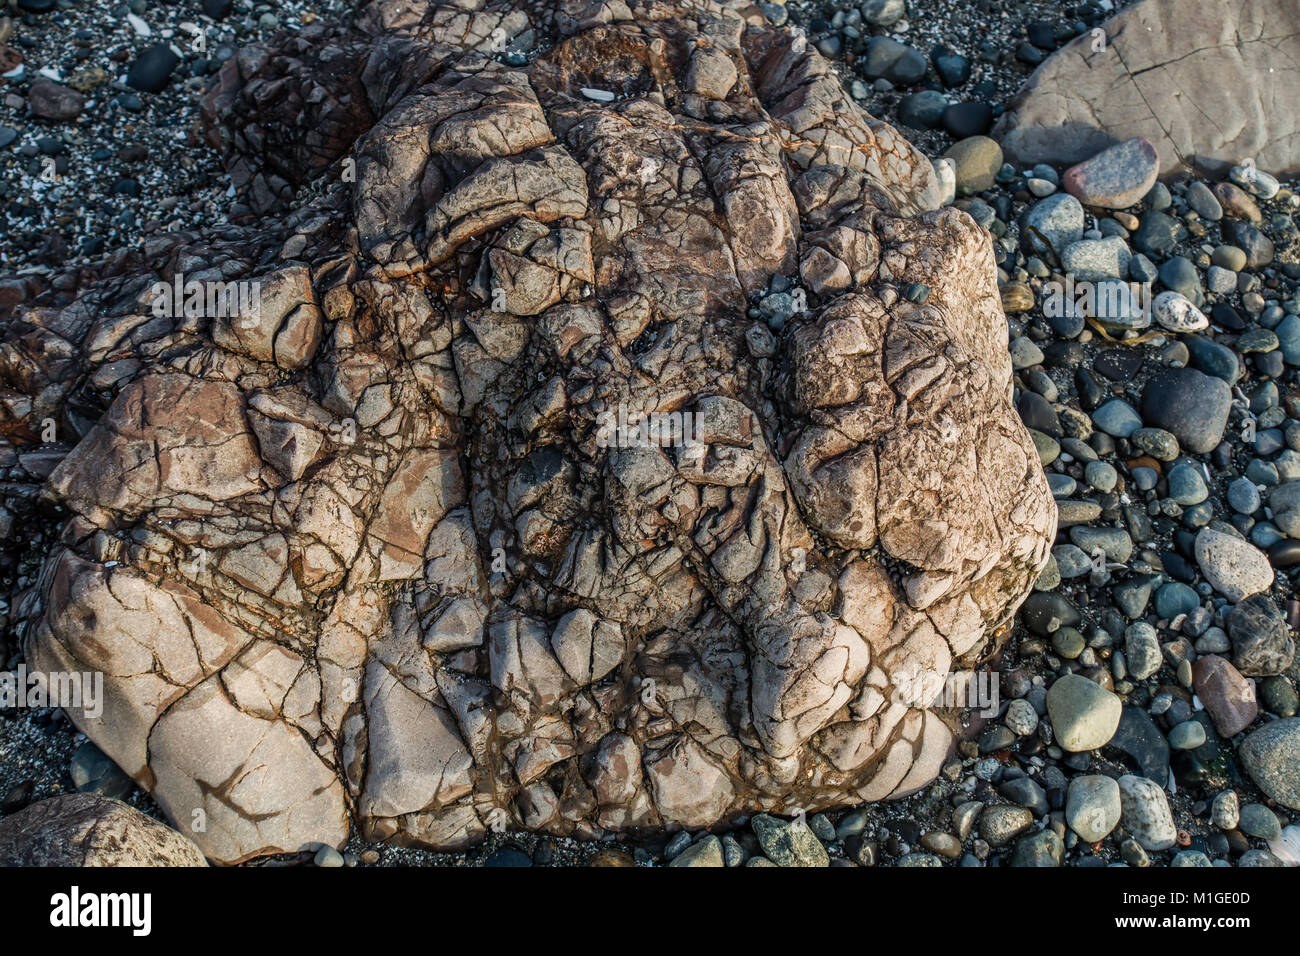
(1155, 581, 1200, 619)
(1158, 256, 1203, 306)
(1229, 477, 1262, 514)
(1185, 181, 1223, 220)
(897, 90, 949, 129)
(1133, 211, 1186, 258)
(484, 846, 533, 867)
(1107, 706, 1171, 782)
(1275, 314, 1300, 365)
(1114, 575, 1157, 619)
(1021, 593, 1081, 636)
(126, 44, 180, 94)
(1091, 398, 1142, 437)
(69, 742, 135, 800)
(1140, 367, 1232, 454)
(1017, 390, 1060, 436)
(1144, 182, 1172, 210)
(1223, 220, 1274, 268)
(931, 48, 971, 87)
(1011, 829, 1064, 867)
(943, 101, 994, 138)
(1212, 302, 1246, 331)
(1167, 462, 1209, 505)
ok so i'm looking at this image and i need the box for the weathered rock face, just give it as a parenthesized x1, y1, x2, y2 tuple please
(2, 0, 1054, 863)
(992, 0, 1300, 175)
(0, 794, 208, 866)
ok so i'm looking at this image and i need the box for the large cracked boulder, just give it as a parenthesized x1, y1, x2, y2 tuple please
(1, 0, 1054, 863)
(993, 0, 1300, 175)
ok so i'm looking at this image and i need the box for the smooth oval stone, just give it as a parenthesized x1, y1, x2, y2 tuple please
(1046, 674, 1122, 752)
(1052, 626, 1087, 659)
(1155, 581, 1199, 619)
(1066, 775, 1121, 842)
(1238, 803, 1282, 841)
(1228, 477, 1262, 515)
(1091, 399, 1143, 437)
(1063, 137, 1160, 209)
(1085, 460, 1118, 492)
(1169, 720, 1207, 750)
(1140, 367, 1232, 454)
(1185, 181, 1223, 220)
(1167, 462, 1209, 505)
(1212, 244, 1248, 271)
(943, 135, 1003, 194)
(1028, 428, 1059, 464)
(126, 43, 181, 94)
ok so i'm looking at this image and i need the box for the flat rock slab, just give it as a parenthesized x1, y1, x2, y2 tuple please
(992, 0, 1300, 175)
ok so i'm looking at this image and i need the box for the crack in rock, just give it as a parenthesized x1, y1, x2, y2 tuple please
(993, 0, 1300, 175)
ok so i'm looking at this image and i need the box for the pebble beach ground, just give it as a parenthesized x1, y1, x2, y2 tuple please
(3, 0, 1299, 868)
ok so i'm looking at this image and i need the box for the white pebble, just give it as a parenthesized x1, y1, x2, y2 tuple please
(127, 13, 152, 37)
(1230, 163, 1280, 200)
(1152, 290, 1208, 333)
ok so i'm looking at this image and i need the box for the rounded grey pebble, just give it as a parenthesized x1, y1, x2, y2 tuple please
(1228, 477, 1262, 514)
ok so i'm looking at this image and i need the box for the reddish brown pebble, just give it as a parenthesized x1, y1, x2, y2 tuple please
(1212, 182, 1262, 223)
(1192, 655, 1258, 737)
(1062, 137, 1160, 209)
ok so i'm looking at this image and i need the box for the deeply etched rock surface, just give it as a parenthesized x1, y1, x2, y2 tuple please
(1, 0, 1054, 863)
